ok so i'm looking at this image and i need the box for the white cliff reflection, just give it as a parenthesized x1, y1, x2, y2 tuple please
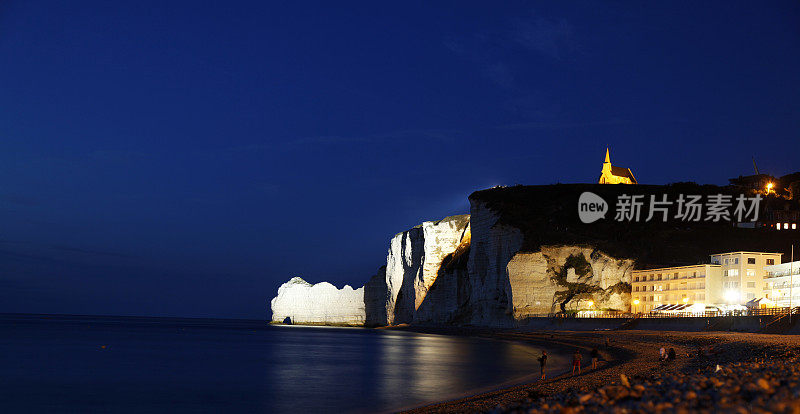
(270, 327, 550, 413)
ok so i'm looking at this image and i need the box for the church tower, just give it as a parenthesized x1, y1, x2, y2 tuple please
(598, 147, 637, 184)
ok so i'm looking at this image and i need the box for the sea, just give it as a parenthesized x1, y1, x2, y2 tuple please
(0, 314, 557, 413)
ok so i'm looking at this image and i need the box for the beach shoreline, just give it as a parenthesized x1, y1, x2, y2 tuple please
(391, 327, 800, 413)
(384, 326, 573, 414)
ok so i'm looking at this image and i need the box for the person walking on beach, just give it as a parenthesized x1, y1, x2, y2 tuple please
(659, 346, 666, 362)
(590, 348, 599, 369)
(538, 350, 548, 380)
(572, 350, 582, 375)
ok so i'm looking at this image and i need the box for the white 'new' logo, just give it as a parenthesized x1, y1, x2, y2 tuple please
(578, 192, 608, 223)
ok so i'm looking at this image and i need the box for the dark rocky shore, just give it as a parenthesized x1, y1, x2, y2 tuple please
(399, 329, 800, 414)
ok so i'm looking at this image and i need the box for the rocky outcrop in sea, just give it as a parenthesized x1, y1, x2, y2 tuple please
(270, 277, 365, 325)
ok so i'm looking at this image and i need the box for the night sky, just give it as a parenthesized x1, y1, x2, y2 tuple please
(1, 1, 798, 318)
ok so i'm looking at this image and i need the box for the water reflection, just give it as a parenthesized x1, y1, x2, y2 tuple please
(0, 319, 547, 414)
(368, 330, 540, 412)
(270, 327, 544, 412)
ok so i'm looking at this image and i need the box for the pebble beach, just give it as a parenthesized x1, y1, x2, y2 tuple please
(400, 329, 800, 413)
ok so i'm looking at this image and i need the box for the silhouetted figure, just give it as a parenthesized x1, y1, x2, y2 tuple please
(572, 350, 582, 375)
(667, 348, 676, 361)
(538, 350, 548, 380)
(590, 348, 599, 369)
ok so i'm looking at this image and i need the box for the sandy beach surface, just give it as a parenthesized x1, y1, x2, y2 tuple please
(395, 327, 800, 413)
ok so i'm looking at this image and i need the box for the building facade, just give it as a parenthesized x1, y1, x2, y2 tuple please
(710, 251, 782, 304)
(631, 264, 721, 313)
(763, 260, 800, 307)
(631, 251, 783, 312)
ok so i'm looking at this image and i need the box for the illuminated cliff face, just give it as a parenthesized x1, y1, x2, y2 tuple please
(383, 215, 471, 325)
(270, 277, 365, 325)
(413, 201, 632, 326)
(269, 207, 633, 327)
(268, 216, 470, 327)
(507, 247, 633, 316)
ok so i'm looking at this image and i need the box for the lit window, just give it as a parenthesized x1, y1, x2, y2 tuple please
(746, 269, 756, 277)
(785, 223, 790, 230)
(793, 223, 797, 230)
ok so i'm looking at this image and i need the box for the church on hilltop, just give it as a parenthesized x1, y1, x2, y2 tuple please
(598, 148, 637, 184)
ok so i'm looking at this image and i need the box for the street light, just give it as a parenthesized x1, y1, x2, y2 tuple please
(682, 297, 689, 303)
(767, 182, 774, 194)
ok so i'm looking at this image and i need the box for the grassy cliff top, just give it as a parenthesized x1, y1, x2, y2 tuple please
(470, 183, 799, 269)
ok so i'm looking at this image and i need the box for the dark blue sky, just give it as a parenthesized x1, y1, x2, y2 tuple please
(1, 1, 798, 318)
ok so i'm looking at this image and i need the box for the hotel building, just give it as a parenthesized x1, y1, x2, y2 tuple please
(763, 260, 800, 307)
(631, 251, 782, 312)
(710, 251, 782, 304)
(631, 264, 722, 313)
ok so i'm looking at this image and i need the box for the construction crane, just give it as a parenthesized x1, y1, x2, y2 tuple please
(752, 157, 760, 175)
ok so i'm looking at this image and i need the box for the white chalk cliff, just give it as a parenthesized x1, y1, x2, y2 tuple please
(382, 215, 471, 325)
(270, 277, 365, 325)
(269, 198, 633, 327)
(507, 245, 633, 317)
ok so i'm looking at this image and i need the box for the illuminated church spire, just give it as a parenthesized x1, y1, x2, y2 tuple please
(598, 147, 637, 184)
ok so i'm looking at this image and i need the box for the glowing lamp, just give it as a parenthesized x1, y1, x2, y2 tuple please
(724, 290, 740, 303)
(682, 297, 689, 303)
(586, 301, 594, 307)
(767, 183, 773, 191)
(633, 299, 640, 305)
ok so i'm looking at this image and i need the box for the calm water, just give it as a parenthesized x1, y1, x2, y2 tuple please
(0, 315, 556, 413)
